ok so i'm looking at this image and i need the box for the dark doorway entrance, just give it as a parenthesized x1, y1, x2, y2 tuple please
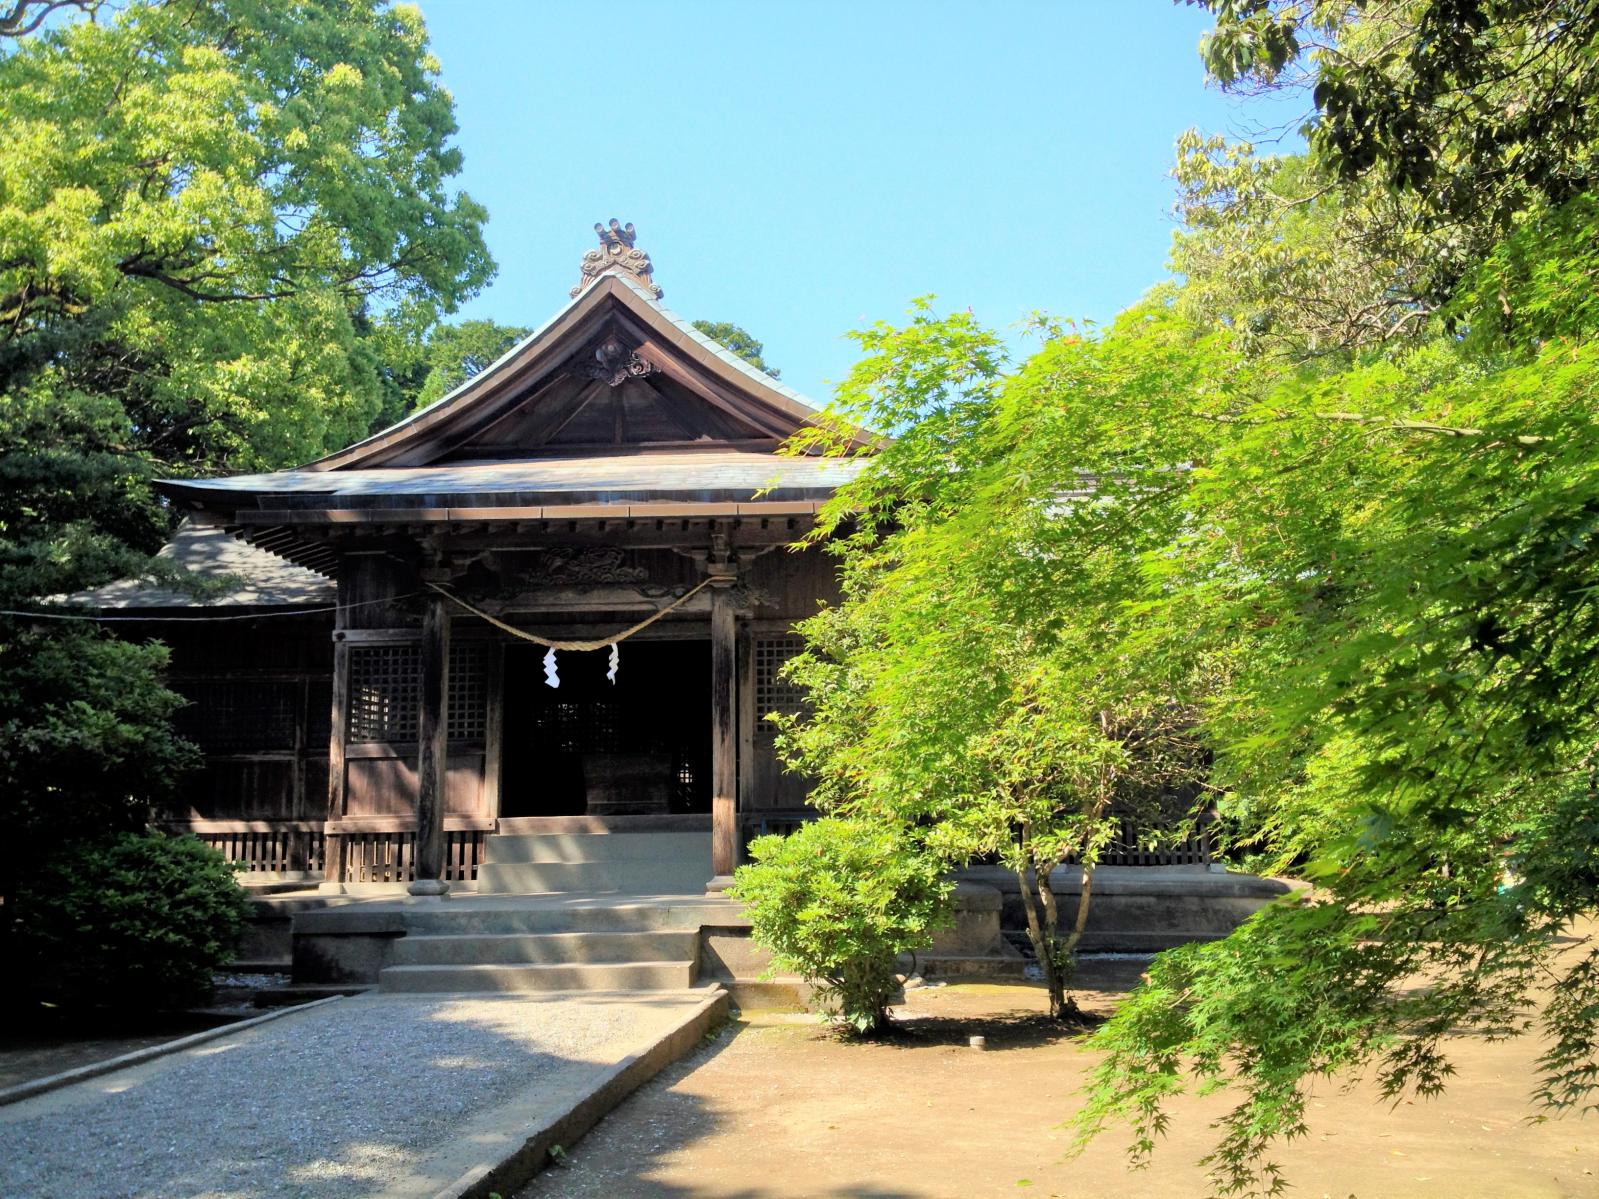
(500, 639, 711, 818)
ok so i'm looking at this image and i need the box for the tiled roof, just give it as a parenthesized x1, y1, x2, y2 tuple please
(67, 521, 335, 609)
(162, 449, 867, 504)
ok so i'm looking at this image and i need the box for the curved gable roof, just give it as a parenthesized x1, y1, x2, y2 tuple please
(306, 274, 873, 472)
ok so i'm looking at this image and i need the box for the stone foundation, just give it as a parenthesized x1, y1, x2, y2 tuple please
(960, 864, 1299, 952)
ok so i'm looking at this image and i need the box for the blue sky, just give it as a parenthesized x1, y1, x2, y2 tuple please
(415, 0, 1301, 403)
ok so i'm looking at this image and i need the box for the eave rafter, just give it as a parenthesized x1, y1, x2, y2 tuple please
(227, 508, 819, 577)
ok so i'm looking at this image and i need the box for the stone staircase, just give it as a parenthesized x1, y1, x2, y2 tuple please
(476, 829, 713, 896)
(376, 827, 724, 994)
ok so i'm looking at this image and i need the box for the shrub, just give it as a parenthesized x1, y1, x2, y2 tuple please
(13, 831, 251, 1011)
(730, 817, 951, 1034)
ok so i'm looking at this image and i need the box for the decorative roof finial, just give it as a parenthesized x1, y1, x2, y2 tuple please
(571, 218, 662, 299)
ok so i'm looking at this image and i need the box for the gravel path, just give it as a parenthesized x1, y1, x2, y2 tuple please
(0, 991, 712, 1199)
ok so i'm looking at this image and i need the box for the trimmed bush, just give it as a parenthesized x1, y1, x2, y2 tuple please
(731, 817, 951, 1034)
(13, 831, 251, 1011)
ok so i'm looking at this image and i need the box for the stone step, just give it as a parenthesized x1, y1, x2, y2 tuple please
(399, 901, 742, 937)
(481, 832, 712, 866)
(391, 930, 701, 967)
(475, 858, 712, 896)
(496, 814, 711, 836)
(378, 960, 698, 993)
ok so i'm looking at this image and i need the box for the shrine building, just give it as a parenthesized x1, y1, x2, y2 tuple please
(73, 224, 1278, 992)
(82, 221, 873, 898)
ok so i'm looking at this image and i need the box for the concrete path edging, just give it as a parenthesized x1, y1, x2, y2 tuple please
(0, 994, 344, 1108)
(430, 987, 731, 1199)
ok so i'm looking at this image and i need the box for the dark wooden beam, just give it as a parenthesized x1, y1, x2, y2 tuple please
(409, 594, 451, 895)
(484, 641, 505, 824)
(325, 619, 350, 884)
(237, 502, 823, 525)
(709, 580, 738, 886)
(431, 370, 588, 458)
(626, 329, 797, 441)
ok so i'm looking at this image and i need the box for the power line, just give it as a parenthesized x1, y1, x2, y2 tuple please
(0, 591, 426, 623)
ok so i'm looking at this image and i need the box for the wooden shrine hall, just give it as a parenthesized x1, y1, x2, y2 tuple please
(83, 222, 873, 896)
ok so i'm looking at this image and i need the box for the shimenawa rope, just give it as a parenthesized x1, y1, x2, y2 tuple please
(424, 577, 722, 652)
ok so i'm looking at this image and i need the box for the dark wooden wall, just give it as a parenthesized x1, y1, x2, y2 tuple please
(160, 613, 334, 824)
(134, 536, 842, 874)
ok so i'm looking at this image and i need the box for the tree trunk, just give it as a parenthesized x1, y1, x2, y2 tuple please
(1035, 855, 1082, 1020)
(1015, 823, 1075, 1020)
(1063, 861, 1095, 958)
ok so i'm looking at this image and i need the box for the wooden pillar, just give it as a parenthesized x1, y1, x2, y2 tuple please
(288, 675, 310, 874)
(324, 633, 349, 885)
(736, 625, 755, 819)
(709, 580, 738, 887)
(483, 639, 505, 823)
(410, 594, 451, 895)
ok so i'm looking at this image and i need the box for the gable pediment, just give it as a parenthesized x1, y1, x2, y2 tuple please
(309, 275, 871, 471)
(436, 329, 781, 462)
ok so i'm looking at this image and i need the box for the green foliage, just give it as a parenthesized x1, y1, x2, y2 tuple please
(0, 628, 196, 853)
(413, 319, 531, 406)
(0, 0, 488, 944)
(789, 84, 1599, 1183)
(1179, 2, 1599, 358)
(1169, 132, 1442, 356)
(776, 300, 1214, 1019)
(1064, 233, 1599, 1188)
(12, 831, 251, 1011)
(365, 316, 531, 429)
(731, 818, 951, 1034)
(691, 320, 780, 377)
(1196, 2, 1599, 226)
(0, 0, 492, 474)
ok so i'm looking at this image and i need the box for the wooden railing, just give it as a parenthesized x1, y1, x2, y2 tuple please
(164, 818, 489, 883)
(175, 820, 326, 875)
(336, 827, 488, 884)
(1069, 820, 1214, 867)
(740, 808, 818, 843)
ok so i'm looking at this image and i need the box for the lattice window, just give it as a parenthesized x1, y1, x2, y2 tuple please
(347, 644, 420, 742)
(346, 641, 490, 744)
(755, 636, 808, 741)
(174, 679, 301, 753)
(447, 641, 489, 743)
(673, 752, 698, 807)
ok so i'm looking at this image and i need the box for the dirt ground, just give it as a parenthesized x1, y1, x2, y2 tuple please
(517, 957, 1598, 1199)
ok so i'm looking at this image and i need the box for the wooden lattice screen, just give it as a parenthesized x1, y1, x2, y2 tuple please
(447, 641, 488, 742)
(174, 679, 302, 753)
(347, 644, 421, 742)
(346, 641, 488, 743)
(754, 636, 808, 741)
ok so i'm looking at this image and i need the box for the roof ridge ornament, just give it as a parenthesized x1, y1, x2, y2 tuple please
(571, 218, 663, 300)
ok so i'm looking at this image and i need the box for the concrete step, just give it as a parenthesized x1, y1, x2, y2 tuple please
(481, 832, 712, 866)
(496, 814, 711, 835)
(391, 930, 701, 966)
(378, 960, 698, 993)
(475, 858, 712, 896)
(399, 901, 741, 937)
